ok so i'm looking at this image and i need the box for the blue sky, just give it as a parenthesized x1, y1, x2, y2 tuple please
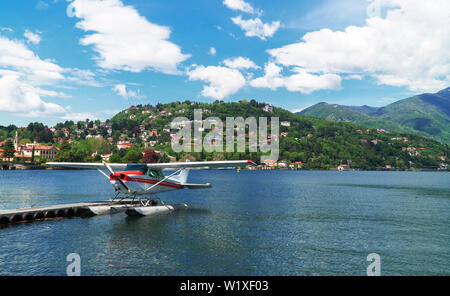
(0, 0, 448, 127)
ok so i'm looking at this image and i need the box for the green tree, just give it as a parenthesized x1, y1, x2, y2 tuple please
(2, 140, 15, 164)
(159, 153, 170, 163)
(19, 138, 32, 145)
(70, 141, 90, 162)
(109, 154, 122, 163)
(31, 146, 35, 164)
(123, 149, 142, 163)
(54, 142, 73, 162)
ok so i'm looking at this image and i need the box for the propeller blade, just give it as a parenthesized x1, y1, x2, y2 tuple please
(102, 161, 130, 192)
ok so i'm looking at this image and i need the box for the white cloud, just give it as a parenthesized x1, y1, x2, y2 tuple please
(112, 84, 127, 98)
(223, 0, 259, 15)
(188, 65, 246, 100)
(0, 74, 93, 120)
(224, 1, 280, 40)
(65, 68, 102, 87)
(32, 87, 72, 99)
(249, 62, 285, 90)
(231, 16, 280, 40)
(112, 84, 145, 99)
(344, 74, 364, 80)
(67, 0, 190, 74)
(223, 56, 259, 70)
(250, 62, 342, 94)
(0, 35, 64, 85)
(268, 0, 450, 92)
(0, 74, 66, 117)
(0, 35, 98, 119)
(291, 107, 307, 113)
(0, 27, 14, 33)
(282, 69, 342, 94)
(60, 111, 97, 121)
(0, 35, 100, 88)
(208, 47, 216, 56)
(24, 29, 41, 45)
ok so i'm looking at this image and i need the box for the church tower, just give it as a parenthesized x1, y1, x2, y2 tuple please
(13, 131, 18, 150)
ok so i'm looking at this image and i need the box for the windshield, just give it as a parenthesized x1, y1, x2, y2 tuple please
(148, 169, 164, 179)
(124, 164, 148, 174)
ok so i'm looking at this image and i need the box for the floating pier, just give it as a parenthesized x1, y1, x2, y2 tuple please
(0, 200, 141, 225)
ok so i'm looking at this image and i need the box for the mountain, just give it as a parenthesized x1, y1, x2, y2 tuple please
(299, 87, 450, 144)
(100, 100, 449, 170)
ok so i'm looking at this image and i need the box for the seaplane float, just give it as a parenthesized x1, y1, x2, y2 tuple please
(46, 160, 255, 217)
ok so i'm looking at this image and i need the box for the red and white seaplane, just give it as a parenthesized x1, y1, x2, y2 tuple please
(47, 160, 255, 217)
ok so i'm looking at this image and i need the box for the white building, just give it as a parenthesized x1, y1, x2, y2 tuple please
(22, 144, 59, 160)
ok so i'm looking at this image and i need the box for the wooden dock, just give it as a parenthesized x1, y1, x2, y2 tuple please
(0, 200, 140, 225)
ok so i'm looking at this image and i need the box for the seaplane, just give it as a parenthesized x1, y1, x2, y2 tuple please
(46, 160, 255, 217)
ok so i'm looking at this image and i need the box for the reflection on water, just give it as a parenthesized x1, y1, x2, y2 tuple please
(333, 183, 450, 198)
(0, 170, 449, 275)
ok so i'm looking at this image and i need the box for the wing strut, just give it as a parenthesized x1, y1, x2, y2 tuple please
(97, 169, 110, 179)
(145, 168, 184, 193)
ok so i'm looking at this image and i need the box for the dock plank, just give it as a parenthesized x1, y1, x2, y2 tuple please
(0, 199, 142, 224)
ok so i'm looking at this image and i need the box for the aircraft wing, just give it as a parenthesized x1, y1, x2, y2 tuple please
(145, 160, 256, 170)
(46, 160, 256, 170)
(46, 162, 127, 170)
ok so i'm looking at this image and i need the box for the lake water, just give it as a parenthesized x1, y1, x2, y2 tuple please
(0, 170, 448, 275)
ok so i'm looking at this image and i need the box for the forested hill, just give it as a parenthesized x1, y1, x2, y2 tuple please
(299, 87, 450, 144)
(108, 99, 449, 170)
(1, 99, 448, 170)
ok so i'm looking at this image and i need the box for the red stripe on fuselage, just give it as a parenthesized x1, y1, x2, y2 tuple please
(120, 170, 144, 175)
(128, 177, 183, 189)
(109, 171, 183, 189)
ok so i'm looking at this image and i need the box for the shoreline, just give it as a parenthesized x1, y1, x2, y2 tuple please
(1, 164, 447, 172)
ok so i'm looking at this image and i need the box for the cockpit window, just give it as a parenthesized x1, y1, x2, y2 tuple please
(124, 164, 148, 174)
(147, 169, 164, 179)
(123, 164, 163, 178)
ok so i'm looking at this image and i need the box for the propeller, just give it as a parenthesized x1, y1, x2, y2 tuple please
(102, 161, 130, 192)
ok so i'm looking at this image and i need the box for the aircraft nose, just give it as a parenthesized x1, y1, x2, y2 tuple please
(110, 172, 127, 180)
(110, 173, 122, 180)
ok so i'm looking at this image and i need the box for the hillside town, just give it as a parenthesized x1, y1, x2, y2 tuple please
(1, 100, 448, 171)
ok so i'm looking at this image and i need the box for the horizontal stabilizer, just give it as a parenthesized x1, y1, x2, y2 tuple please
(181, 183, 212, 189)
(168, 169, 189, 184)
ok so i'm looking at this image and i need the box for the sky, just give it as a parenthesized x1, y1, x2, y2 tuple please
(0, 0, 449, 127)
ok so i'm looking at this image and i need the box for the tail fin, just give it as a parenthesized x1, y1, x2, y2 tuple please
(168, 169, 189, 184)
